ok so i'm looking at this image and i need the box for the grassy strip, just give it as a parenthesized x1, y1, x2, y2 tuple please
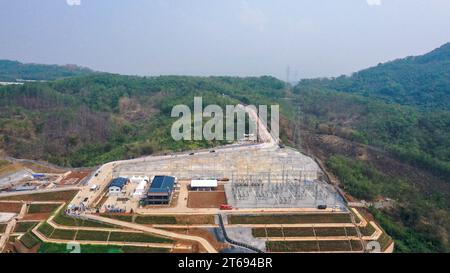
(37, 222, 55, 238)
(314, 227, 353, 237)
(101, 214, 215, 225)
(345, 227, 358, 236)
(54, 209, 115, 228)
(317, 240, 351, 251)
(38, 242, 170, 253)
(100, 214, 177, 225)
(14, 221, 39, 233)
(37, 222, 170, 245)
(19, 232, 40, 249)
(135, 215, 177, 225)
(50, 229, 76, 240)
(360, 223, 376, 236)
(109, 232, 173, 244)
(0, 224, 6, 233)
(267, 240, 363, 252)
(377, 232, 393, 251)
(267, 241, 319, 252)
(174, 215, 216, 225)
(253, 228, 314, 237)
(27, 203, 60, 214)
(350, 240, 364, 251)
(229, 213, 353, 225)
(75, 230, 110, 241)
(100, 214, 133, 222)
(8, 235, 19, 242)
(121, 246, 170, 253)
(23, 227, 169, 253)
(0, 159, 9, 167)
(74, 229, 172, 244)
(0, 190, 78, 202)
(253, 227, 359, 238)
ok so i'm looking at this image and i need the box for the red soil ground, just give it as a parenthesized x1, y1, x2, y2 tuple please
(187, 191, 227, 208)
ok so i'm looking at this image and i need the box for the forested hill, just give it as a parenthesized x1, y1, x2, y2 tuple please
(296, 43, 450, 111)
(293, 43, 450, 180)
(0, 60, 95, 82)
(0, 74, 286, 167)
(292, 43, 450, 253)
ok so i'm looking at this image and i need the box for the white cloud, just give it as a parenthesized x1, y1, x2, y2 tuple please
(66, 0, 81, 6)
(240, 0, 268, 32)
(366, 0, 382, 6)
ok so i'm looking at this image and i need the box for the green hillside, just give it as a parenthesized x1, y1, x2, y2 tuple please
(292, 43, 450, 253)
(296, 43, 450, 111)
(0, 74, 286, 167)
(0, 60, 95, 82)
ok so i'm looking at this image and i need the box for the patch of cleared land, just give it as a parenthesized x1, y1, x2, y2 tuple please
(187, 191, 227, 208)
(60, 171, 91, 185)
(20, 161, 65, 174)
(162, 227, 228, 251)
(0, 161, 22, 176)
(0, 202, 22, 213)
(27, 203, 60, 214)
(115, 147, 320, 183)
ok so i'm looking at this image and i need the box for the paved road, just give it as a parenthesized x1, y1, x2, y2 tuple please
(0, 219, 16, 252)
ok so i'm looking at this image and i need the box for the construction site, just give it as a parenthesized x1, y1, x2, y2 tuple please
(0, 106, 393, 254)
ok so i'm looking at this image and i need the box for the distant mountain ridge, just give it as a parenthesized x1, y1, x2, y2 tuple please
(0, 60, 95, 82)
(296, 42, 450, 111)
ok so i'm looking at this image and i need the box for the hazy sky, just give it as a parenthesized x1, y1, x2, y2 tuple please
(1, 0, 450, 80)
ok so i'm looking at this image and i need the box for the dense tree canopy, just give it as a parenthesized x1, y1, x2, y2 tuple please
(0, 60, 95, 82)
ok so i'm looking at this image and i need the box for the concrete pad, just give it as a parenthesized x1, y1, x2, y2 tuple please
(0, 213, 16, 223)
(225, 226, 266, 252)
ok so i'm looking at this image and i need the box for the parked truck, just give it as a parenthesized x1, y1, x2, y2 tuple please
(220, 204, 233, 210)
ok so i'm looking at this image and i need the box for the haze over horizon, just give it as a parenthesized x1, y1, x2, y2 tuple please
(1, 0, 450, 80)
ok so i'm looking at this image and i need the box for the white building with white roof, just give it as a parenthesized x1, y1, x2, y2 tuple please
(190, 179, 218, 191)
